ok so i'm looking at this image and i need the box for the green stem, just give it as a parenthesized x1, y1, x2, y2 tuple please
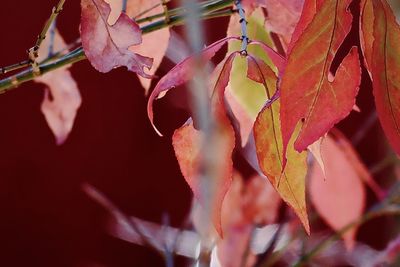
(0, 0, 234, 93)
(35, 0, 66, 49)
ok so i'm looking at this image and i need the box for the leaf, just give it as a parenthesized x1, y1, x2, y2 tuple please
(360, 0, 400, 156)
(80, 0, 153, 78)
(218, 173, 255, 267)
(360, 0, 374, 71)
(147, 36, 238, 136)
(309, 134, 366, 250)
(308, 137, 326, 176)
(217, 173, 281, 267)
(251, 56, 309, 233)
(287, 0, 318, 54)
(330, 129, 385, 199)
(172, 53, 237, 235)
(107, 0, 170, 93)
(279, 0, 361, 159)
(35, 29, 82, 145)
(263, 0, 305, 46)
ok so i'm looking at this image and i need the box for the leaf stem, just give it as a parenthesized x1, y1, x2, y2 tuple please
(122, 0, 128, 13)
(0, 0, 234, 93)
(234, 0, 249, 54)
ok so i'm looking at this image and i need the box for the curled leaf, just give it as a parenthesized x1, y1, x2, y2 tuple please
(80, 0, 153, 77)
(147, 36, 239, 135)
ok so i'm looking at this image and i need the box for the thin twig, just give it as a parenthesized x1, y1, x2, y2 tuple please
(351, 111, 378, 146)
(82, 183, 168, 261)
(0, 60, 31, 75)
(162, 0, 170, 23)
(0, 0, 65, 75)
(29, 0, 66, 75)
(48, 19, 57, 57)
(35, 0, 66, 49)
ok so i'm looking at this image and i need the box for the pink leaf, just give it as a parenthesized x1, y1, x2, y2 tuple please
(217, 173, 281, 267)
(309, 134, 366, 250)
(263, 0, 305, 46)
(35, 30, 82, 145)
(80, 0, 153, 78)
(106, 0, 170, 93)
(127, 0, 170, 93)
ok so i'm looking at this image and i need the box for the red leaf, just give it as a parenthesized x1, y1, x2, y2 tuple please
(309, 134, 366, 250)
(360, 0, 400, 156)
(279, 0, 361, 159)
(172, 53, 237, 235)
(80, 0, 153, 78)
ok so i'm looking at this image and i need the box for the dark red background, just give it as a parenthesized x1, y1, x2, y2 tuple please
(0, 0, 395, 266)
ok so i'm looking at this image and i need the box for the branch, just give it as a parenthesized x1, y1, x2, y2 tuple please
(0, 0, 65, 75)
(0, 0, 234, 94)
